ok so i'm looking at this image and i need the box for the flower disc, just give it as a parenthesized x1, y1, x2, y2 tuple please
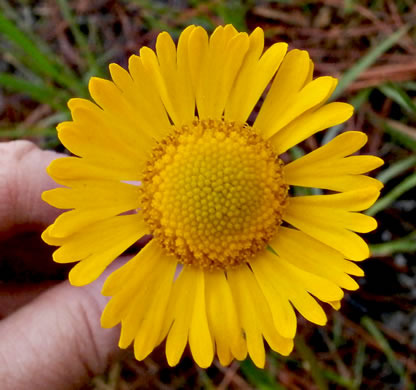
(141, 119, 289, 269)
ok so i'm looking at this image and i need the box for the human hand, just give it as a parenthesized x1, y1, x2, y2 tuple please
(0, 141, 120, 390)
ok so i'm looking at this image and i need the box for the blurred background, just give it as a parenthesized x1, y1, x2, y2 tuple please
(1, 0, 415, 389)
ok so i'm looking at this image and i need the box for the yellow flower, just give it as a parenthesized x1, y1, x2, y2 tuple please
(42, 25, 383, 368)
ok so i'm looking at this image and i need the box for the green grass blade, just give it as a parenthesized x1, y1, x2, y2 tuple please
(368, 113, 416, 152)
(332, 26, 408, 100)
(240, 359, 287, 390)
(56, 0, 101, 77)
(352, 341, 366, 389)
(323, 88, 370, 145)
(370, 232, 416, 256)
(349, 88, 372, 110)
(127, 0, 184, 37)
(321, 123, 343, 145)
(378, 83, 416, 115)
(332, 312, 344, 347)
(0, 10, 85, 95)
(295, 337, 329, 390)
(400, 81, 416, 91)
(0, 126, 57, 139)
(367, 172, 416, 216)
(376, 155, 416, 184)
(0, 72, 68, 111)
(197, 368, 215, 390)
(322, 369, 356, 389)
(0, 126, 60, 148)
(215, 0, 248, 31)
(383, 120, 416, 152)
(360, 316, 405, 378)
(0, 11, 59, 79)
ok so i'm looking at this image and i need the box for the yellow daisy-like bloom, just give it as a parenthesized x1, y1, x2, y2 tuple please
(42, 25, 383, 368)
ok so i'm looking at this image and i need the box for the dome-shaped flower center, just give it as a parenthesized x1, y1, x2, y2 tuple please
(141, 119, 288, 270)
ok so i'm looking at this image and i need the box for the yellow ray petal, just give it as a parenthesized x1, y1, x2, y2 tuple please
(133, 252, 177, 360)
(42, 180, 141, 210)
(165, 266, 196, 367)
(284, 201, 372, 261)
(68, 223, 143, 287)
(288, 155, 384, 177)
(46, 175, 143, 235)
(254, 252, 328, 325)
(255, 49, 311, 136)
(108, 62, 133, 90)
(228, 265, 266, 368)
(235, 264, 294, 357)
(127, 55, 177, 138)
(273, 241, 344, 302)
(109, 62, 171, 140)
(157, 268, 187, 347)
(101, 294, 131, 330)
(67, 97, 94, 111)
(103, 243, 176, 354)
(285, 172, 383, 193)
(101, 240, 162, 328)
(225, 27, 287, 123)
(194, 26, 250, 119)
(101, 240, 159, 296)
(67, 98, 153, 156)
(205, 270, 247, 363)
(250, 253, 297, 339)
(278, 259, 344, 302)
(286, 202, 377, 233)
(262, 76, 338, 139)
(41, 224, 65, 246)
(288, 187, 381, 211)
(68, 98, 147, 151)
(52, 214, 146, 263)
(116, 283, 152, 348)
(57, 117, 145, 172)
(329, 301, 341, 310)
(152, 28, 195, 126)
(88, 77, 157, 150)
(49, 207, 142, 238)
(271, 227, 361, 290)
(291, 131, 368, 161)
(270, 102, 353, 154)
(187, 26, 209, 95)
(47, 156, 141, 185)
(269, 254, 327, 325)
(216, 346, 233, 367)
(175, 25, 197, 125)
(102, 288, 145, 337)
(303, 59, 314, 87)
(338, 260, 364, 276)
(282, 189, 381, 260)
(284, 132, 384, 191)
(188, 268, 214, 368)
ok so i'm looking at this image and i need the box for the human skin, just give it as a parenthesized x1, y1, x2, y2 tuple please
(0, 141, 120, 390)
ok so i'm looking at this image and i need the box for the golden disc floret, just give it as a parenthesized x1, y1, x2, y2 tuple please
(141, 119, 289, 270)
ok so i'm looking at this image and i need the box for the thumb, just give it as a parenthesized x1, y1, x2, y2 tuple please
(0, 140, 62, 237)
(0, 140, 121, 388)
(0, 263, 121, 390)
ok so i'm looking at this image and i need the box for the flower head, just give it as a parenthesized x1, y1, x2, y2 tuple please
(42, 25, 383, 368)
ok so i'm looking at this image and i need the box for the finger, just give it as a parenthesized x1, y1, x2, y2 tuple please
(0, 281, 57, 318)
(0, 259, 124, 390)
(0, 140, 62, 238)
